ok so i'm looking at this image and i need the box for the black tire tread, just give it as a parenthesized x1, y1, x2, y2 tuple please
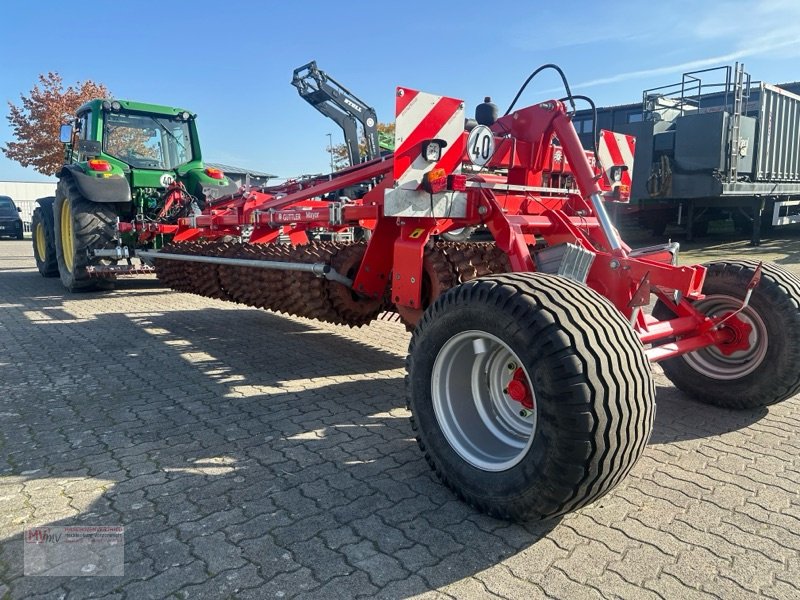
(407, 272, 655, 521)
(53, 177, 117, 292)
(655, 260, 800, 408)
(31, 198, 58, 277)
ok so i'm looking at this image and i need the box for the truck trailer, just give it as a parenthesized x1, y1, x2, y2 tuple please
(576, 64, 800, 244)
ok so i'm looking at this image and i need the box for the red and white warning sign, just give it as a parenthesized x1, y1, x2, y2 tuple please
(597, 130, 635, 200)
(384, 87, 466, 217)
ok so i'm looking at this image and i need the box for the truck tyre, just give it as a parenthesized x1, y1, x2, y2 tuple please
(31, 198, 58, 277)
(53, 177, 117, 292)
(407, 273, 655, 521)
(653, 260, 800, 409)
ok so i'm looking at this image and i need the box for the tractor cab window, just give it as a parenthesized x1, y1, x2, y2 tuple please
(104, 111, 193, 170)
(76, 112, 91, 140)
(74, 111, 93, 162)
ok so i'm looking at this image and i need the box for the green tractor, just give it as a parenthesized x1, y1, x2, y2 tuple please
(31, 99, 237, 291)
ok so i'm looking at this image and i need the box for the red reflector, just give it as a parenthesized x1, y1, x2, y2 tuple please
(447, 174, 467, 191)
(87, 159, 111, 172)
(205, 167, 224, 180)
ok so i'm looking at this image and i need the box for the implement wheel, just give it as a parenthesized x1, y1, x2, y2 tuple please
(31, 197, 58, 277)
(654, 260, 800, 409)
(53, 177, 117, 292)
(441, 226, 475, 243)
(407, 273, 655, 521)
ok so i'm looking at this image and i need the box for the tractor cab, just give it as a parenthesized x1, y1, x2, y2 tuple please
(60, 99, 236, 219)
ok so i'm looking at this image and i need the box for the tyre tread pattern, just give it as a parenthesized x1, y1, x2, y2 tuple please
(656, 260, 800, 408)
(407, 273, 655, 521)
(31, 198, 58, 277)
(53, 178, 117, 292)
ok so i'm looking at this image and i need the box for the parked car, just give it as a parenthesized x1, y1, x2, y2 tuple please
(0, 196, 24, 240)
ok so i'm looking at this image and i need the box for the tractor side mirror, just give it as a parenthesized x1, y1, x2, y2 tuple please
(17, 207, 21, 212)
(59, 124, 73, 144)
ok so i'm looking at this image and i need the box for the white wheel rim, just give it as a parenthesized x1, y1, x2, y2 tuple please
(431, 331, 536, 472)
(684, 294, 769, 380)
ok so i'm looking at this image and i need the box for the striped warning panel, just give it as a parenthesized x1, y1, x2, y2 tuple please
(597, 130, 635, 199)
(393, 88, 465, 188)
(384, 88, 466, 218)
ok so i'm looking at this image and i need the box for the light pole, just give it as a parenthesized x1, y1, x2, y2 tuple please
(326, 133, 334, 172)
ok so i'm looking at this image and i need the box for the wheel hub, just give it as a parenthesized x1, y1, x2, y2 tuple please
(715, 312, 754, 356)
(431, 331, 536, 472)
(34, 222, 46, 261)
(60, 198, 75, 272)
(684, 294, 768, 380)
(506, 368, 534, 409)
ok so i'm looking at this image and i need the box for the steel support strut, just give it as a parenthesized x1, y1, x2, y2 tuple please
(551, 112, 624, 254)
(138, 250, 353, 286)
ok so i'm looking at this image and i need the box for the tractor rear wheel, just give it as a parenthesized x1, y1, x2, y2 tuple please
(653, 260, 800, 409)
(53, 177, 118, 292)
(407, 273, 655, 521)
(31, 198, 58, 277)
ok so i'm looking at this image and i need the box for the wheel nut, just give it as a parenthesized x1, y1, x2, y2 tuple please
(507, 362, 517, 371)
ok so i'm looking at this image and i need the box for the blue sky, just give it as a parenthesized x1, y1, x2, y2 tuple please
(2, 0, 800, 182)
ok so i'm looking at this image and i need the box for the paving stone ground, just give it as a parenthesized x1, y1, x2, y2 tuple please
(1, 228, 799, 599)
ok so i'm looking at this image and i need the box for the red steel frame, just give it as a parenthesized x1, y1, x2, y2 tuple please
(136, 96, 755, 364)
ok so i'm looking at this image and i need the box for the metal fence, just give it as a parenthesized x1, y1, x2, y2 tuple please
(17, 201, 36, 233)
(756, 84, 800, 182)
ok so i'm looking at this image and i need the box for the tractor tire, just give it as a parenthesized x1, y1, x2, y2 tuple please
(406, 272, 655, 521)
(653, 260, 800, 409)
(31, 198, 58, 277)
(53, 177, 117, 292)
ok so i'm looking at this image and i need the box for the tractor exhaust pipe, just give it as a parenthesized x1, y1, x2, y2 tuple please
(137, 250, 353, 287)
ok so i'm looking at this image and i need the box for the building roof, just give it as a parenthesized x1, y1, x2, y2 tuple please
(205, 162, 277, 179)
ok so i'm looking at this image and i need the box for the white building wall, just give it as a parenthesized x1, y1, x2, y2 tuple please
(0, 181, 57, 231)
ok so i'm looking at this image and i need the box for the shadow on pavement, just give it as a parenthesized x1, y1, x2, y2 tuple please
(0, 250, 776, 598)
(650, 385, 768, 445)
(0, 283, 561, 598)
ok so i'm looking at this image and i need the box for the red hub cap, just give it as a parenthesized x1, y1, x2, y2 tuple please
(507, 368, 534, 410)
(715, 312, 754, 356)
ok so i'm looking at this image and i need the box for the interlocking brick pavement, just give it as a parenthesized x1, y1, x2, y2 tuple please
(1, 232, 799, 599)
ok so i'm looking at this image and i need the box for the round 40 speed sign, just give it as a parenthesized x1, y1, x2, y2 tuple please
(467, 125, 495, 167)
